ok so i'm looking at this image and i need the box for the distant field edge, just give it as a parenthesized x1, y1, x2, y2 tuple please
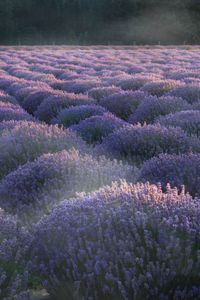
(0, 45, 200, 50)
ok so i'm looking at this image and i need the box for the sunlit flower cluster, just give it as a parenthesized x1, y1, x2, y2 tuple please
(30, 181, 200, 300)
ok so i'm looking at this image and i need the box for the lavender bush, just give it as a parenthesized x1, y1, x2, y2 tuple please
(128, 96, 189, 125)
(139, 153, 200, 197)
(30, 181, 200, 300)
(0, 122, 88, 179)
(22, 89, 56, 114)
(97, 124, 199, 163)
(117, 75, 160, 91)
(35, 93, 93, 123)
(0, 120, 36, 135)
(156, 110, 200, 137)
(57, 79, 100, 94)
(70, 112, 127, 144)
(0, 101, 33, 122)
(56, 104, 107, 127)
(0, 209, 30, 299)
(87, 86, 122, 101)
(141, 80, 181, 97)
(100, 91, 145, 120)
(0, 149, 134, 219)
(0, 90, 17, 104)
(167, 84, 200, 103)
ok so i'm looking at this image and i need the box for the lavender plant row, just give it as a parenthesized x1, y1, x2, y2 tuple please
(0, 46, 200, 299)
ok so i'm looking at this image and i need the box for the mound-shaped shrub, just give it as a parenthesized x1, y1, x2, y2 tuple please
(30, 181, 200, 300)
(15, 85, 49, 103)
(0, 122, 88, 179)
(0, 101, 33, 122)
(128, 96, 189, 125)
(0, 90, 17, 104)
(167, 84, 200, 103)
(97, 124, 199, 163)
(0, 209, 29, 299)
(167, 70, 200, 80)
(0, 120, 37, 135)
(70, 113, 127, 144)
(141, 80, 181, 97)
(0, 150, 134, 217)
(58, 79, 100, 94)
(22, 89, 56, 114)
(117, 75, 159, 91)
(56, 104, 107, 127)
(139, 153, 200, 197)
(100, 91, 145, 120)
(87, 86, 121, 101)
(191, 100, 200, 111)
(35, 93, 93, 123)
(0, 76, 19, 90)
(7, 80, 34, 95)
(156, 110, 200, 137)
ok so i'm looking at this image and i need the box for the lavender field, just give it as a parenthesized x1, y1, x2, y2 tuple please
(1, 46, 200, 300)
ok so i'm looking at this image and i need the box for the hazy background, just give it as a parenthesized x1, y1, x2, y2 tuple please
(0, 0, 199, 45)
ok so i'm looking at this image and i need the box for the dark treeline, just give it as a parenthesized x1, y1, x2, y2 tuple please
(0, 0, 200, 45)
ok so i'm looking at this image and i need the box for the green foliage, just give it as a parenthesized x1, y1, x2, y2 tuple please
(0, 0, 199, 44)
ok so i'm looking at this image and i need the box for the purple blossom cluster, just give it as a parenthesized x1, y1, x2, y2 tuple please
(0, 101, 33, 122)
(35, 93, 93, 123)
(167, 84, 200, 103)
(0, 90, 17, 104)
(56, 104, 107, 127)
(156, 110, 200, 137)
(0, 121, 88, 179)
(57, 79, 101, 94)
(100, 90, 146, 120)
(139, 153, 200, 197)
(141, 79, 182, 97)
(0, 209, 30, 299)
(97, 124, 199, 163)
(117, 74, 161, 91)
(0, 149, 134, 220)
(128, 96, 189, 125)
(0, 120, 32, 135)
(22, 89, 56, 114)
(30, 181, 200, 300)
(87, 86, 122, 101)
(70, 112, 127, 144)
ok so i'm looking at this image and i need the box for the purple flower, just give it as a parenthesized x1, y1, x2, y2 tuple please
(156, 110, 200, 137)
(128, 96, 189, 125)
(56, 104, 107, 127)
(139, 153, 200, 197)
(0, 101, 33, 122)
(0, 122, 88, 179)
(56, 79, 101, 94)
(167, 84, 200, 104)
(100, 90, 146, 120)
(117, 74, 162, 91)
(70, 113, 127, 144)
(0, 209, 30, 299)
(97, 124, 199, 163)
(0, 149, 134, 220)
(87, 86, 122, 101)
(22, 88, 58, 114)
(35, 92, 94, 123)
(141, 80, 181, 97)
